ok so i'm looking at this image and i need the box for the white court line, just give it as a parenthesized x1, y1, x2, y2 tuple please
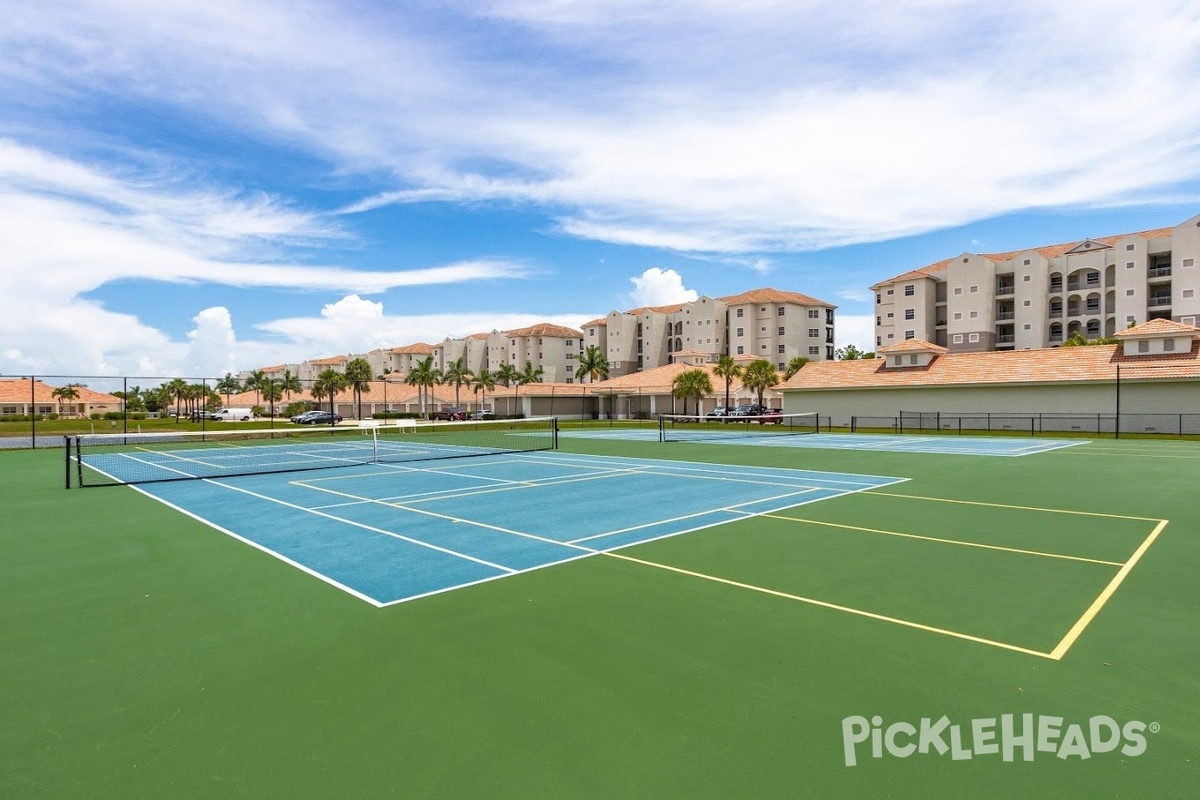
(520, 451, 896, 488)
(206, 480, 519, 573)
(568, 487, 822, 544)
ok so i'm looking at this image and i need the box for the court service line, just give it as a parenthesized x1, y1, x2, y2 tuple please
(567, 488, 822, 544)
(206, 480, 519, 573)
(602, 551, 1055, 660)
(760, 514, 1125, 567)
(1048, 519, 1171, 661)
(861, 491, 1162, 522)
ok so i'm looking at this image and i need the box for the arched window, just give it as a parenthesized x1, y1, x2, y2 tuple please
(675, 337, 683, 351)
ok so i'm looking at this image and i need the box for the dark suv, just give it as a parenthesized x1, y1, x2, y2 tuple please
(728, 404, 768, 418)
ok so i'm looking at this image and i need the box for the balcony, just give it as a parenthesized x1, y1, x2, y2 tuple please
(1148, 296, 1173, 308)
(996, 311, 1015, 321)
(1067, 280, 1101, 291)
(1049, 333, 1063, 342)
(1049, 309, 1063, 318)
(1049, 282, 1063, 293)
(1067, 307, 1082, 318)
(995, 286, 1015, 296)
(1148, 266, 1172, 279)
(1085, 304, 1100, 315)
(996, 334, 1015, 344)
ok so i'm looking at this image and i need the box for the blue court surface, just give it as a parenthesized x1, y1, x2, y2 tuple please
(562, 426, 1088, 456)
(137, 451, 905, 606)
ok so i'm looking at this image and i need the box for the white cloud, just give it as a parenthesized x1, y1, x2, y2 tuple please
(627, 268, 699, 307)
(184, 307, 239, 377)
(837, 289, 874, 303)
(834, 314, 876, 353)
(4, 2, 1198, 256)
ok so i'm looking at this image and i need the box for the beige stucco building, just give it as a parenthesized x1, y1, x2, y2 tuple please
(781, 319, 1200, 429)
(871, 213, 1200, 353)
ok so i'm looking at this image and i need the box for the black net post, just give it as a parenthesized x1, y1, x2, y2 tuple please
(64, 435, 71, 489)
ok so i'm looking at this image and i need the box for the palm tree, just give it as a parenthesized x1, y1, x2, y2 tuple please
(671, 369, 713, 416)
(50, 383, 81, 415)
(782, 357, 810, 380)
(312, 369, 347, 422)
(442, 356, 474, 410)
(741, 359, 780, 409)
(243, 369, 267, 407)
(405, 356, 438, 419)
(711, 355, 742, 412)
(215, 373, 241, 406)
(344, 357, 373, 419)
(520, 361, 543, 385)
(472, 368, 496, 413)
(166, 378, 188, 422)
(260, 380, 283, 419)
(575, 345, 609, 383)
(494, 362, 520, 417)
(280, 369, 302, 401)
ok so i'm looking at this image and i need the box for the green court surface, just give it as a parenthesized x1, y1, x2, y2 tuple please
(2, 434, 1198, 798)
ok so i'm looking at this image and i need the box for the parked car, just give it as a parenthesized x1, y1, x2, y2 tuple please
(706, 406, 731, 418)
(432, 407, 467, 421)
(296, 410, 342, 425)
(469, 410, 495, 421)
(290, 410, 320, 424)
(758, 409, 783, 424)
(728, 404, 768, 419)
(207, 407, 253, 422)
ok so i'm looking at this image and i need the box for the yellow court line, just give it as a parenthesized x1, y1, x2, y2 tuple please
(861, 491, 1160, 522)
(1048, 519, 1170, 661)
(760, 514, 1125, 567)
(603, 551, 1056, 660)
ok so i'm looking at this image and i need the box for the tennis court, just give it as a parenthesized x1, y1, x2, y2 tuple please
(3, 421, 1195, 798)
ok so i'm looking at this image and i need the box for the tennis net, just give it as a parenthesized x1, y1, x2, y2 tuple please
(658, 412, 819, 443)
(67, 417, 558, 487)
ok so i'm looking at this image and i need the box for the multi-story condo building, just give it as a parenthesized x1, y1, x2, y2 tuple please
(385, 343, 434, 375)
(871, 213, 1200, 352)
(589, 288, 837, 377)
(488, 323, 584, 383)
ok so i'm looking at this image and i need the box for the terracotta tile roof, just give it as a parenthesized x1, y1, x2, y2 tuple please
(877, 339, 948, 355)
(503, 323, 583, 338)
(624, 304, 685, 316)
(781, 343, 1200, 391)
(1112, 318, 1200, 339)
(718, 287, 834, 307)
(466, 332, 491, 340)
(307, 355, 348, 366)
(874, 225, 1180, 287)
(389, 343, 434, 354)
(581, 317, 608, 327)
(0, 379, 121, 404)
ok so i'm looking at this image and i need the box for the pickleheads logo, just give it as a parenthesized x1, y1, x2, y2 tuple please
(842, 714, 1158, 767)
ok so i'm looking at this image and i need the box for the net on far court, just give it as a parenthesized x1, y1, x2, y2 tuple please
(67, 417, 557, 488)
(658, 412, 819, 443)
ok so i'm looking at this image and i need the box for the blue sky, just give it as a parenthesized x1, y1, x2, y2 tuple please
(2, 0, 1199, 379)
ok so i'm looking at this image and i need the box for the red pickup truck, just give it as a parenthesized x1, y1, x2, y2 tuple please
(432, 407, 467, 421)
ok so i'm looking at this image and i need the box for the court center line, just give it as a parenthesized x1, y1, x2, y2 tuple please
(1048, 519, 1170, 661)
(205, 480, 520, 573)
(759, 514, 1125, 567)
(861, 491, 1161, 522)
(601, 551, 1056, 660)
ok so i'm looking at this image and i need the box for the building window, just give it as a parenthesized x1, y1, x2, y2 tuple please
(876, 316, 881, 325)
(1023, 324, 1031, 330)
(1126, 315, 1136, 324)
(1138, 340, 1149, 353)
(904, 309, 915, 320)
(904, 330, 915, 339)
(876, 294, 882, 304)
(808, 328, 819, 337)
(1023, 300, 1031, 306)
(952, 334, 963, 344)
(887, 312, 894, 318)
(969, 311, 978, 319)
(1023, 275, 1031, 281)
(736, 308, 744, 317)
(778, 345, 785, 353)
(953, 312, 962, 320)
(893, 356, 903, 366)
(1182, 316, 1196, 326)
(1184, 258, 1195, 268)
(1023, 259, 1031, 265)
(809, 346, 820, 355)
(1126, 289, 1135, 296)
(954, 287, 963, 295)
(876, 337, 881, 347)
(1126, 243, 1135, 251)
(887, 289, 894, 295)
(904, 284, 915, 296)
(736, 345, 744, 354)
(1184, 289, 1195, 299)
(778, 326, 785, 335)
(565, 340, 573, 346)
(970, 285, 979, 293)
(778, 307, 786, 316)
(1164, 338, 1176, 352)
(809, 309, 819, 318)
(968, 333, 979, 343)
(909, 355, 918, 365)
(1125, 261, 1135, 269)
(736, 327, 744, 337)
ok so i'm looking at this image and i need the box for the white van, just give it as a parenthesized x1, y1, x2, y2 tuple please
(208, 407, 253, 422)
